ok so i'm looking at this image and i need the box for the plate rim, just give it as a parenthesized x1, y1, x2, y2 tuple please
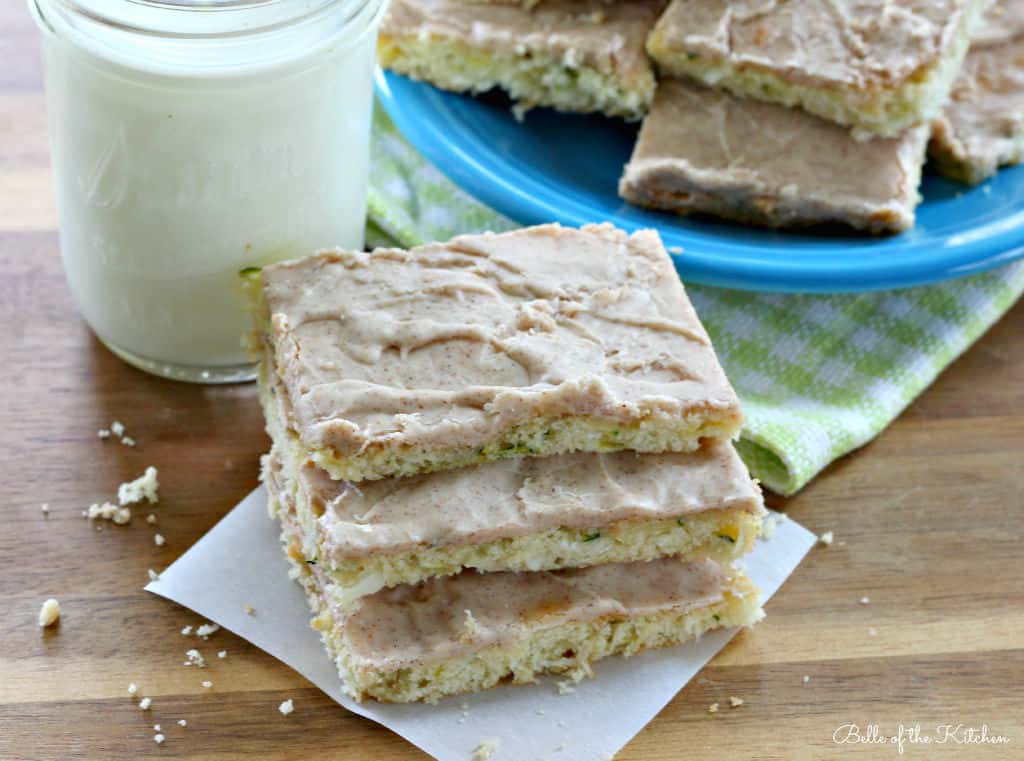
(375, 69, 1024, 293)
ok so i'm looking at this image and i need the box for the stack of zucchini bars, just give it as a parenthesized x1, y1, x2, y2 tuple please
(255, 222, 766, 703)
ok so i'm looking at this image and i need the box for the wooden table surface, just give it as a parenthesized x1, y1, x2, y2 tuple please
(2, 7, 1022, 761)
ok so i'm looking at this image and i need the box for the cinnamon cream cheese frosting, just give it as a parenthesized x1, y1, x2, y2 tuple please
(648, 0, 986, 136)
(930, 2, 1024, 183)
(339, 557, 737, 670)
(619, 78, 930, 233)
(260, 223, 742, 482)
(284, 442, 761, 560)
(378, 0, 667, 119)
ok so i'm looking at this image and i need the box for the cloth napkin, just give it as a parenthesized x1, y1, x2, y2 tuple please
(365, 108, 1024, 496)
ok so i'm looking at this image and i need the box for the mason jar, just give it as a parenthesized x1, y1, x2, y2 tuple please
(29, 0, 385, 382)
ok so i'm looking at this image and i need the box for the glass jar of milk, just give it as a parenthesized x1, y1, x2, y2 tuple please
(30, 0, 385, 382)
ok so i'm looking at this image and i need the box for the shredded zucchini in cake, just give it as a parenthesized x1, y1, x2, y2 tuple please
(308, 411, 741, 483)
(379, 35, 654, 120)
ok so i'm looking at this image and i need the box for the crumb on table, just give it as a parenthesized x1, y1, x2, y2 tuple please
(472, 739, 500, 761)
(38, 598, 60, 627)
(118, 466, 159, 506)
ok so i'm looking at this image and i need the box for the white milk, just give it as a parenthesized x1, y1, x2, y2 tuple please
(31, 0, 385, 382)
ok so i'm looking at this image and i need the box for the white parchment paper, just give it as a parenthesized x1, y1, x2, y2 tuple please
(147, 488, 816, 761)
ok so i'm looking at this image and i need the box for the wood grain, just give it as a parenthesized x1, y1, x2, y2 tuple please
(1, 4, 1021, 759)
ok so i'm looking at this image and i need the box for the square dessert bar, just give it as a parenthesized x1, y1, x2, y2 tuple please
(258, 223, 742, 482)
(378, 0, 667, 120)
(619, 78, 930, 233)
(930, 4, 1024, 184)
(262, 417, 764, 607)
(275, 478, 762, 704)
(648, 0, 986, 137)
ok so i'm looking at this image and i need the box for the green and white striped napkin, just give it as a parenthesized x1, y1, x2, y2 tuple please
(366, 108, 1024, 496)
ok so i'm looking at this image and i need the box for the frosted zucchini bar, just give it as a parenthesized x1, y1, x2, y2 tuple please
(262, 381, 764, 606)
(647, 0, 986, 137)
(619, 78, 930, 233)
(378, 0, 666, 120)
(930, 2, 1024, 184)
(274, 484, 762, 703)
(257, 223, 742, 483)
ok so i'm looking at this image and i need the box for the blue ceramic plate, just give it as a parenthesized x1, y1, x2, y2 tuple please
(376, 70, 1024, 293)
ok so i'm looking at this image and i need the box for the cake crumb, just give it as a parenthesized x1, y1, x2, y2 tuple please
(818, 531, 834, 546)
(153, 724, 161, 732)
(128, 683, 139, 696)
(118, 466, 159, 506)
(244, 604, 255, 616)
(181, 625, 193, 636)
(154, 533, 166, 547)
(154, 733, 164, 745)
(729, 696, 744, 708)
(461, 609, 482, 643)
(534, 709, 545, 717)
(218, 650, 227, 659)
(868, 627, 877, 637)
(111, 421, 125, 437)
(41, 503, 50, 516)
(97, 428, 111, 439)
(38, 598, 60, 628)
(556, 680, 576, 695)
(148, 569, 160, 582)
(279, 699, 294, 716)
(707, 702, 719, 713)
(177, 719, 187, 727)
(759, 511, 788, 539)
(196, 623, 219, 639)
(859, 596, 870, 605)
(668, 245, 684, 254)
(86, 502, 131, 525)
(802, 675, 810, 684)
(121, 436, 136, 447)
(510, 101, 531, 122)
(139, 697, 152, 710)
(201, 681, 213, 689)
(147, 514, 157, 525)
(184, 649, 206, 668)
(472, 739, 499, 760)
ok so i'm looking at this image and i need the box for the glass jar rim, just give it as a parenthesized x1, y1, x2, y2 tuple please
(36, 0, 372, 39)
(30, 0, 386, 76)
